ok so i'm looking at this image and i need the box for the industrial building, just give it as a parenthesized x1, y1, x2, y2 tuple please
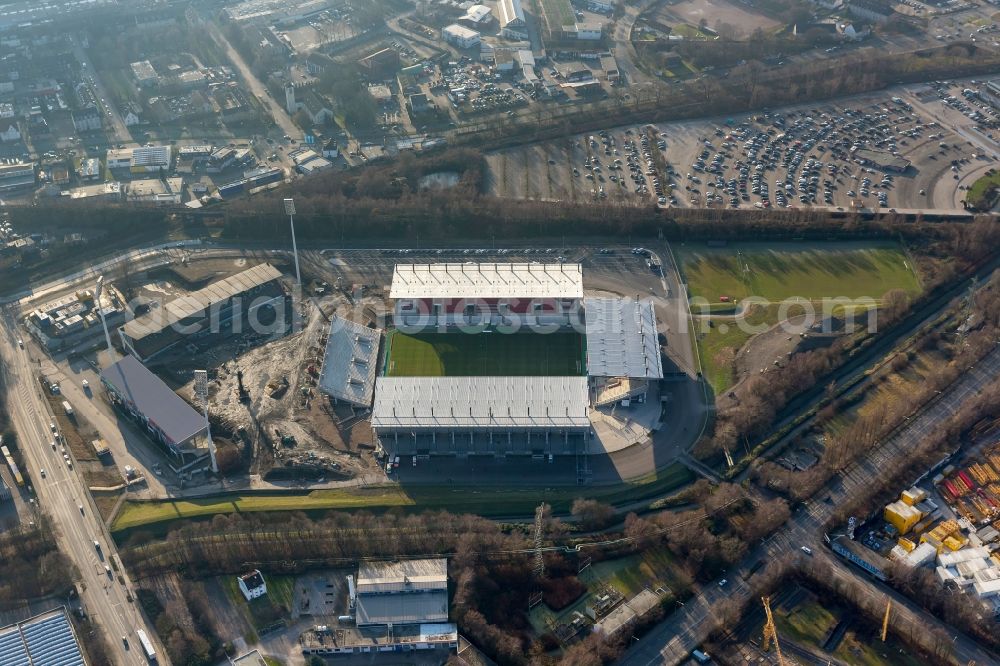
(372, 376, 591, 455)
(0, 160, 35, 191)
(119, 263, 285, 362)
(0, 607, 87, 666)
(462, 4, 493, 26)
(24, 288, 127, 350)
(498, 0, 527, 38)
(318, 316, 381, 407)
(100, 354, 208, 458)
(441, 24, 481, 49)
(353, 559, 450, 627)
(391, 262, 583, 330)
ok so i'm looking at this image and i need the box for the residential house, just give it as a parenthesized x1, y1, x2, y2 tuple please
(238, 570, 267, 601)
(72, 109, 102, 132)
(322, 138, 339, 159)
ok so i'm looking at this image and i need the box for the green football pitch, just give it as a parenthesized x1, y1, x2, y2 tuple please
(384, 330, 586, 377)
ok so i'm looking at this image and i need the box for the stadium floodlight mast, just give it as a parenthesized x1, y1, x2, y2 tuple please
(194, 369, 218, 474)
(284, 197, 302, 287)
(94, 275, 115, 360)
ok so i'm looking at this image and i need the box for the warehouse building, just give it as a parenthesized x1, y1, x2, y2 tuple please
(100, 354, 208, 459)
(498, 0, 527, 38)
(442, 24, 481, 49)
(372, 376, 590, 455)
(0, 607, 86, 666)
(354, 559, 450, 627)
(392, 262, 583, 331)
(120, 263, 285, 362)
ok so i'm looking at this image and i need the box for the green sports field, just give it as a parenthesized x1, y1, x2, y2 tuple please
(384, 330, 586, 376)
(678, 242, 921, 304)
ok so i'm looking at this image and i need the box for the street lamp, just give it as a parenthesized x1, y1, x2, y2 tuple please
(284, 198, 301, 287)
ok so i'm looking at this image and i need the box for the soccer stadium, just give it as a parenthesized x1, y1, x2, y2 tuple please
(358, 262, 664, 458)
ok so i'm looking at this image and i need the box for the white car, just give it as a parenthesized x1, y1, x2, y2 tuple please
(801, 546, 813, 555)
(82, 379, 89, 390)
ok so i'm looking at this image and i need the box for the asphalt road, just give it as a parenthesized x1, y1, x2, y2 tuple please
(0, 309, 164, 665)
(620, 345, 1000, 666)
(72, 38, 133, 147)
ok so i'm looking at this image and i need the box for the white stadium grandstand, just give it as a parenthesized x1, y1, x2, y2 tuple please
(371, 262, 665, 458)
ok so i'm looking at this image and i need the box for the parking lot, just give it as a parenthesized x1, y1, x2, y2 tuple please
(485, 79, 1000, 211)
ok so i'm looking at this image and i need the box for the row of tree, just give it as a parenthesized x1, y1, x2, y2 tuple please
(0, 520, 77, 607)
(753, 269, 1000, 500)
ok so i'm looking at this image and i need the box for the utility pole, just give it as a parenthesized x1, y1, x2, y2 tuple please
(284, 198, 301, 287)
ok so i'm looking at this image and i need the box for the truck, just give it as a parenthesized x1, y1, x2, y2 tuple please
(136, 628, 156, 661)
(62, 400, 73, 417)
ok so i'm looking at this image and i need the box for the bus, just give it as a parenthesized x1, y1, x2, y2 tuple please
(136, 629, 156, 661)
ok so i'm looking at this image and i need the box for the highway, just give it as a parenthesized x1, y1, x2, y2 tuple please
(620, 345, 1000, 666)
(0, 309, 164, 665)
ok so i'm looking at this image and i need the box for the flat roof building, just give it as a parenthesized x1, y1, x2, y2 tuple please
(100, 354, 207, 456)
(852, 148, 910, 173)
(120, 263, 284, 362)
(355, 559, 449, 627)
(442, 24, 481, 49)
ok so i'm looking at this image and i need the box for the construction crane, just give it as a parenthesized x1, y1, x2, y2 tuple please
(761, 596, 786, 666)
(881, 598, 891, 642)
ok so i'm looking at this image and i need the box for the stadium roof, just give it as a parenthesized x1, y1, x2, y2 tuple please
(372, 376, 590, 430)
(100, 354, 206, 448)
(390, 263, 583, 300)
(585, 297, 663, 379)
(318, 317, 381, 407)
(358, 559, 448, 594)
(123, 263, 282, 343)
(356, 591, 449, 626)
(0, 608, 86, 666)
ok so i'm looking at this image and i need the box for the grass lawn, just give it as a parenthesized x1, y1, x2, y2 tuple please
(384, 330, 585, 377)
(774, 593, 838, 646)
(111, 463, 694, 533)
(540, 0, 576, 27)
(678, 242, 921, 304)
(696, 303, 778, 394)
(584, 548, 680, 597)
(966, 169, 1000, 209)
(833, 622, 926, 666)
(221, 574, 292, 634)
